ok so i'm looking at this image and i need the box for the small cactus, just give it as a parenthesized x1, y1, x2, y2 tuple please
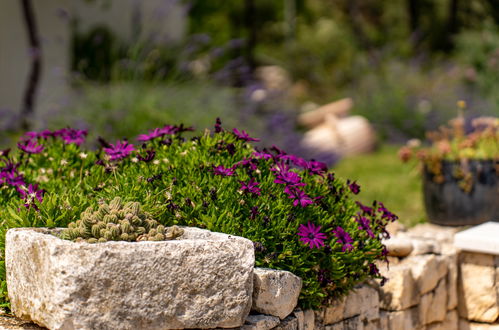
(61, 197, 184, 243)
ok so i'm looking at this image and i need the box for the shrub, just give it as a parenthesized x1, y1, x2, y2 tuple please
(399, 106, 499, 192)
(0, 121, 395, 310)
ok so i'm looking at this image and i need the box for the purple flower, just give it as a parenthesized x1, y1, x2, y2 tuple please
(378, 202, 398, 222)
(232, 128, 260, 142)
(214, 117, 223, 133)
(250, 206, 259, 220)
(137, 149, 155, 162)
(253, 149, 272, 160)
(284, 186, 313, 207)
(369, 263, 380, 276)
(17, 183, 44, 209)
(235, 158, 258, 171)
(239, 178, 261, 195)
(0, 161, 24, 187)
(213, 165, 236, 177)
(356, 201, 374, 216)
(58, 128, 88, 146)
(160, 125, 177, 135)
(274, 169, 305, 187)
(270, 145, 287, 157)
(297, 221, 327, 249)
(347, 180, 360, 194)
(137, 128, 164, 142)
(332, 226, 354, 252)
(39, 129, 54, 139)
(306, 161, 328, 176)
(104, 140, 135, 161)
(355, 215, 375, 238)
(17, 140, 44, 154)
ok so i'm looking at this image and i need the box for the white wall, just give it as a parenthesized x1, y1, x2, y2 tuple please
(0, 0, 186, 130)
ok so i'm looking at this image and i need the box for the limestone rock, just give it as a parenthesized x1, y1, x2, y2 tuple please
(302, 310, 315, 330)
(426, 310, 458, 330)
(293, 309, 304, 330)
(383, 238, 413, 257)
(406, 223, 460, 244)
(410, 238, 441, 256)
(446, 253, 458, 310)
(378, 264, 419, 310)
(322, 297, 346, 325)
(242, 314, 280, 330)
(343, 284, 379, 322)
(273, 315, 298, 330)
(458, 252, 499, 323)
(6, 227, 255, 330)
(420, 277, 447, 325)
(252, 268, 302, 320)
(383, 308, 420, 330)
(460, 320, 499, 330)
(408, 254, 447, 295)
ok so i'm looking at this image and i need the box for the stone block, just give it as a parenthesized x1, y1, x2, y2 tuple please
(426, 309, 458, 330)
(383, 308, 420, 330)
(420, 277, 447, 325)
(409, 254, 448, 295)
(383, 237, 413, 257)
(458, 252, 499, 323)
(293, 309, 304, 330)
(378, 264, 419, 310)
(252, 268, 302, 320)
(6, 227, 254, 330)
(242, 314, 281, 330)
(459, 320, 499, 329)
(303, 310, 315, 330)
(454, 222, 499, 255)
(323, 297, 346, 325)
(446, 253, 458, 310)
(273, 315, 299, 330)
(344, 284, 379, 322)
(410, 238, 442, 256)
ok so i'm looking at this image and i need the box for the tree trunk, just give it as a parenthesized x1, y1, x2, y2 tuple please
(20, 0, 42, 131)
(244, 0, 256, 74)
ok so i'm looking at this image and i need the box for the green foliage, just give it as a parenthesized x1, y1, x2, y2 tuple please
(61, 197, 184, 243)
(0, 121, 395, 310)
(334, 145, 426, 228)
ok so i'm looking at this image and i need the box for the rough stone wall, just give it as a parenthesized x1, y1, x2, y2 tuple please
(5, 224, 499, 330)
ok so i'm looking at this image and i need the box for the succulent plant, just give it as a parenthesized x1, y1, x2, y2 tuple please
(61, 197, 184, 243)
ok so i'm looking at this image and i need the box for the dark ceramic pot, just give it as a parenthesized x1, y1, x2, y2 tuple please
(422, 159, 499, 226)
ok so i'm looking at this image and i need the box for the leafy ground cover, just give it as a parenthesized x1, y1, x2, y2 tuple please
(333, 145, 425, 228)
(0, 121, 397, 310)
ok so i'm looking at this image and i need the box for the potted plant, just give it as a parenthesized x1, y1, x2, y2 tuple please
(0, 119, 396, 327)
(399, 103, 499, 226)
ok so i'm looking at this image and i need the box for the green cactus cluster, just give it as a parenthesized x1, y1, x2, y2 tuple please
(61, 197, 184, 243)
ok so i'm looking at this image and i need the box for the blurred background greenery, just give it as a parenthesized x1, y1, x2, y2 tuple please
(3, 0, 499, 226)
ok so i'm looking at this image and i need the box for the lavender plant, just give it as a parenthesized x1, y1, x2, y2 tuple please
(0, 120, 396, 310)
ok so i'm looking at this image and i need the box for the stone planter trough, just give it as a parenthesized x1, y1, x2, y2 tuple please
(5, 227, 255, 330)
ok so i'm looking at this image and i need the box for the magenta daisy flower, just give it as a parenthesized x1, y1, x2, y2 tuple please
(57, 128, 88, 146)
(332, 226, 354, 252)
(213, 165, 236, 176)
(284, 186, 313, 207)
(103, 140, 135, 161)
(239, 178, 261, 195)
(17, 140, 44, 154)
(17, 183, 44, 209)
(297, 221, 327, 249)
(232, 128, 260, 142)
(137, 128, 164, 142)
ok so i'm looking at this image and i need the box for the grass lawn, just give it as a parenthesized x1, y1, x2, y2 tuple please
(333, 145, 426, 228)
